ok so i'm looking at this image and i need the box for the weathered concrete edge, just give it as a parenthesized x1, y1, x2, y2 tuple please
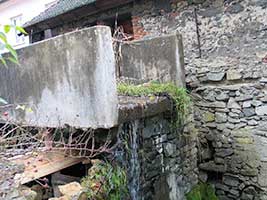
(118, 96, 173, 124)
(119, 32, 186, 87)
(0, 26, 118, 129)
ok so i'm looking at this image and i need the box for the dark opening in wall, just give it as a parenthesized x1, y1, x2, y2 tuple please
(207, 171, 223, 183)
(96, 13, 134, 40)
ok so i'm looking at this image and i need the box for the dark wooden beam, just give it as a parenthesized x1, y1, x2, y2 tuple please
(25, 0, 134, 34)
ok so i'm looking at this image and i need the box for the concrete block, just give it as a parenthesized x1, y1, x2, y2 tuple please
(120, 32, 185, 87)
(0, 26, 118, 128)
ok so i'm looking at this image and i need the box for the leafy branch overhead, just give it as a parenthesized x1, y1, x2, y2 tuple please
(0, 24, 27, 65)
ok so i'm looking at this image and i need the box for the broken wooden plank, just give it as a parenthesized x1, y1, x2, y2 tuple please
(9, 150, 85, 184)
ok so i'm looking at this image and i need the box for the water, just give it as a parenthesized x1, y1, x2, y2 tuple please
(128, 120, 140, 200)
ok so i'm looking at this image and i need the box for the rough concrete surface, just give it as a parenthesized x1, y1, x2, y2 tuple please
(0, 26, 118, 128)
(120, 33, 185, 87)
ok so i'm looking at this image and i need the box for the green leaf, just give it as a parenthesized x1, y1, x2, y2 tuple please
(7, 56, 18, 64)
(0, 97, 8, 104)
(5, 43, 18, 60)
(0, 55, 7, 66)
(0, 32, 7, 43)
(4, 25, 11, 33)
(15, 26, 27, 35)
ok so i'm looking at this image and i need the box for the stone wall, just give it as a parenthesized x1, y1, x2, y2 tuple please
(132, 0, 267, 199)
(118, 112, 198, 200)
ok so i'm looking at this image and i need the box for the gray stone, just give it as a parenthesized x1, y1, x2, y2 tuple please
(207, 72, 225, 81)
(228, 117, 240, 123)
(229, 189, 239, 196)
(227, 70, 242, 80)
(216, 149, 234, 157)
(164, 143, 176, 157)
(260, 78, 267, 83)
(231, 109, 242, 114)
(197, 101, 226, 108)
(215, 112, 228, 123)
(236, 95, 253, 102)
(248, 120, 258, 126)
(0, 26, 118, 129)
(199, 171, 208, 182)
(243, 101, 252, 108)
(216, 93, 230, 101)
(223, 175, 240, 187)
(199, 161, 226, 173)
(243, 108, 256, 117)
(215, 183, 230, 192)
(217, 123, 227, 131)
(227, 98, 241, 109)
(203, 111, 215, 122)
(227, 2, 244, 14)
(229, 112, 239, 117)
(251, 100, 262, 107)
(260, 96, 267, 103)
(256, 105, 267, 116)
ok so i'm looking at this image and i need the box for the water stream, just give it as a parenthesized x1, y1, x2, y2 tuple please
(128, 120, 140, 200)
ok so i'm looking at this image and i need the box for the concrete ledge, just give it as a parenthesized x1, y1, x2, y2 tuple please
(0, 26, 118, 128)
(118, 96, 173, 124)
(119, 33, 185, 87)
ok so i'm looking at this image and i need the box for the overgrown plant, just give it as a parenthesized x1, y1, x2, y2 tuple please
(186, 183, 218, 200)
(81, 161, 129, 200)
(0, 24, 27, 104)
(0, 24, 27, 65)
(117, 82, 191, 123)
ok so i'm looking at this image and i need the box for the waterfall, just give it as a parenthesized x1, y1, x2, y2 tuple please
(128, 120, 140, 200)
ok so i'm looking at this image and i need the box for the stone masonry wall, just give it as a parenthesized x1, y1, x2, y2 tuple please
(118, 113, 198, 200)
(132, 0, 267, 199)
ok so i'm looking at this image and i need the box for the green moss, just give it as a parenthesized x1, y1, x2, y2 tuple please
(117, 82, 191, 121)
(186, 183, 218, 200)
(203, 112, 215, 122)
(81, 161, 128, 200)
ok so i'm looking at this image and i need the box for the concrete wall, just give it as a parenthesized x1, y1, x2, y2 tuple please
(0, 26, 118, 129)
(120, 33, 185, 87)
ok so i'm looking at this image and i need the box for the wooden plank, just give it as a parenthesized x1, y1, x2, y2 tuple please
(9, 151, 85, 184)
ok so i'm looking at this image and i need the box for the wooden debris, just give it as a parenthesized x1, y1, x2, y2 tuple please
(9, 150, 85, 184)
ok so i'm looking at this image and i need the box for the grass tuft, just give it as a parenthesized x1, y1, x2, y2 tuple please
(117, 82, 191, 121)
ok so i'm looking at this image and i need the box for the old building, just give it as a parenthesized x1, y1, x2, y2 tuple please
(23, 0, 267, 199)
(0, 0, 58, 48)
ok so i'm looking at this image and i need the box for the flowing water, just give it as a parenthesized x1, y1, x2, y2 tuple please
(128, 120, 140, 200)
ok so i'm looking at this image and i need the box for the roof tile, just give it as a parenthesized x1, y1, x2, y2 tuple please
(24, 0, 96, 28)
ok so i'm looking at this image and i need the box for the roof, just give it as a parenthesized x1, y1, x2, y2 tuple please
(0, 0, 8, 4)
(24, 0, 96, 28)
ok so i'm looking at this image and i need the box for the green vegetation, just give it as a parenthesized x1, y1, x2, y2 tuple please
(186, 183, 218, 200)
(118, 82, 191, 121)
(0, 25, 27, 105)
(0, 24, 27, 65)
(81, 161, 129, 200)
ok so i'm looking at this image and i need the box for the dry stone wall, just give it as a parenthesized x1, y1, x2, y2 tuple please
(118, 113, 198, 200)
(133, 0, 267, 199)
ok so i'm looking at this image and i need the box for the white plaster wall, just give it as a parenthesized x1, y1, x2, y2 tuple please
(0, 0, 57, 49)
